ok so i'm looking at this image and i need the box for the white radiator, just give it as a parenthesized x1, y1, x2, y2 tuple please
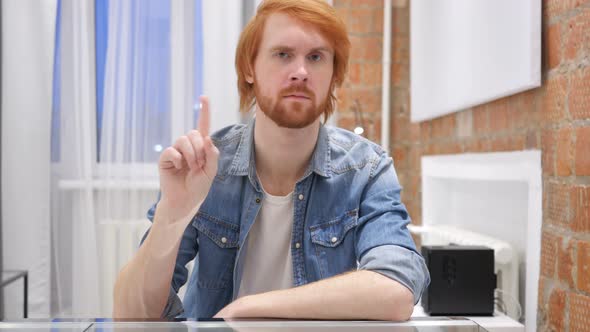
(409, 224, 521, 320)
(97, 219, 152, 316)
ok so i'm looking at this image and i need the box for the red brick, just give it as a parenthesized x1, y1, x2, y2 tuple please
(391, 88, 409, 117)
(569, 292, 590, 332)
(564, 8, 590, 61)
(434, 142, 461, 155)
(391, 63, 408, 87)
(348, 62, 361, 86)
(430, 115, 456, 139)
(362, 62, 382, 87)
(371, 117, 381, 144)
(575, 126, 590, 175)
(488, 98, 510, 132)
(349, 8, 377, 34)
(406, 199, 421, 226)
(373, 7, 384, 34)
(541, 75, 568, 124)
(408, 122, 420, 141)
(336, 112, 356, 131)
(392, 36, 409, 63)
(391, 116, 409, 143)
(577, 241, 590, 294)
(570, 67, 590, 120)
(402, 172, 420, 203)
(557, 240, 575, 288)
(347, 87, 382, 114)
(571, 186, 590, 232)
(547, 287, 566, 332)
(336, 86, 351, 111)
(519, 89, 538, 111)
(490, 134, 526, 152)
(465, 139, 489, 153)
(333, 0, 351, 6)
(392, 146, 408, 169)
(392, 7, 409, 36)
(544, 0, 585, 19)
(349, 36, 382, 61)
(351, 0, 383, 7)
(541, 231, 560, 278)
(545, 181, 570, 227)
(472, 105, 489, 134)
(526, 130, 540, 149)
(556, 126, 573, 176)
(541, 129, 557, 175)
(407, 145, 421, 172)
(419, 122, 431, 142)
(545, 23, 562, 70)
(335, 7, 350, 28)
(364, 37, 383, 61)
(507, 104, 529, 132)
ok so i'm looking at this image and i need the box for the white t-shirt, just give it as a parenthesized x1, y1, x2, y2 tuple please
(236, 189, 294, 298)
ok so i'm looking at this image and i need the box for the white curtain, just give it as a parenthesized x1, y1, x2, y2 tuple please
(1, 0, 57, 318)
(51, 0, 101, 317)
(50, 0, 243, 318)
(51, 0, 203, 317)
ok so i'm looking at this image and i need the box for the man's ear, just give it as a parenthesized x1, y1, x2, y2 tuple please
(246, 64, 255, 84)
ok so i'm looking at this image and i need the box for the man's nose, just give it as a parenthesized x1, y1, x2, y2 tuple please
(289, 60, 308, 82)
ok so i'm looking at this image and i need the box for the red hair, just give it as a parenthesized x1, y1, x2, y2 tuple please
(235, 0, 350, 121)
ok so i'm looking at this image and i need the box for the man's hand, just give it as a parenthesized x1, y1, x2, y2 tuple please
(156, 96, 219, 224)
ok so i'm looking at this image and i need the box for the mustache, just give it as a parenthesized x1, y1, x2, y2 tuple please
(280, 83, 314, 97)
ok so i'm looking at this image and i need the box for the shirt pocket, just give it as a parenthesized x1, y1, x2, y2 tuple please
(192, 212, 239, 289)
(309, 209, 358, 278)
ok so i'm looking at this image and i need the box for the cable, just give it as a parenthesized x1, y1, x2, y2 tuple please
(495, 288, 522, 321)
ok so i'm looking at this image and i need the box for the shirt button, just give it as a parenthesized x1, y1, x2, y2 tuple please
(295, 242, 301, 249)
(255, 198, 261, 204)
(298, 194, 304, 201)
(221, 237, 227, 244)
(331, 237, 338, 243)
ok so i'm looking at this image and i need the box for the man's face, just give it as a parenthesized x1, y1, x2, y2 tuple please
(249, 13, 334, 128)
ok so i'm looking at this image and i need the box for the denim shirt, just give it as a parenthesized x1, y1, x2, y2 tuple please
(145, 118, 430, 319)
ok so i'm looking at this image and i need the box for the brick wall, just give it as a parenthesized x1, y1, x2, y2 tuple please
(335, 1, 590, 331)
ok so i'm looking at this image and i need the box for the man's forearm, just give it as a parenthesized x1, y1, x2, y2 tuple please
(216, 270, 414, 321)
(113, 206, 189, 318)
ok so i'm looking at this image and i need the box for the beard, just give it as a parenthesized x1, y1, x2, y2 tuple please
(254, 82, 329, 129)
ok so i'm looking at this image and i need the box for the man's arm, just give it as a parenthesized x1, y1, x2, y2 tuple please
(214, 270, 414, 321)
(113, 96, 218, 318)
(113, 203, 193, 318)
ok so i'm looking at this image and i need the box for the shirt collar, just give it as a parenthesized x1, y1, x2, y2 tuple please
(228, 117, 332, 180)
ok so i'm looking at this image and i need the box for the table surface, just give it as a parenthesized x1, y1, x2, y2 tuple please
(0, 317, 489, 331)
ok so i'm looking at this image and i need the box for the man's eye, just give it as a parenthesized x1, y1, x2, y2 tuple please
(277, 52, 290, 59)
(309, 54, 322, 62)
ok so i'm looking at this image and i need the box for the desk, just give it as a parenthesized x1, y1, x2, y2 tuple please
(0, 318, 487, 331)
(0, 270, 28, 318)
(412, 305, 524, 332)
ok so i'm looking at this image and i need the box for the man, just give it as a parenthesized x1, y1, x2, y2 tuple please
(114, 0, 429, 320)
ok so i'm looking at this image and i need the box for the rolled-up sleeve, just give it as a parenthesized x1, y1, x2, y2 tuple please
(160, 286, 184, 318)
(359, 245, 429, 304)
(354, 154, 430, 304)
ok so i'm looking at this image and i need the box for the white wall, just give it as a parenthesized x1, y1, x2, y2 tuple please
(1, 0, 57, 318)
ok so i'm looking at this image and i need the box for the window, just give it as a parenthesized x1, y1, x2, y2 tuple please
(51, 0, 203, 165)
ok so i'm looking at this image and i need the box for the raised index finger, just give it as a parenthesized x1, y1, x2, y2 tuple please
(197, 95, 210, 137)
